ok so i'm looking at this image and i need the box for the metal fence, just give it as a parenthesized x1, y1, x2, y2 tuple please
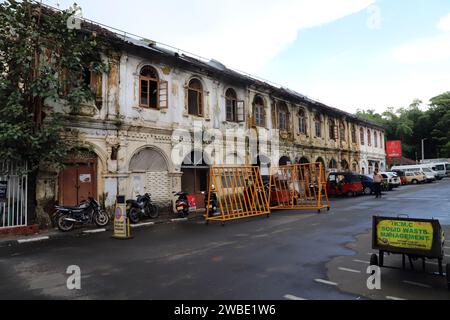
(0, 162, 28, 229)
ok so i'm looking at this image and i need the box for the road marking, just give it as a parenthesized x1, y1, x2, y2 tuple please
(284, 294, 307, 301)
(338, 267, 361, 274)
(83, 228, 106, 234)
(386, 296, 407, 301)
(314, 279, 338, 286)
(353, 259, 370, 264)
(171, 218, 188, 222)
(130, 222, 155, 228)
(17, 236, 50, 244)
(403, 280, 432, 289)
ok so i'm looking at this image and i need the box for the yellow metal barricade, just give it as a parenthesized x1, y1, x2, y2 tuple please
(268, 163, 330, 213)
(205, 165, 271, 223)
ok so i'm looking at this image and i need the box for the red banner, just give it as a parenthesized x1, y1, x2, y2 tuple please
(386, 140, 402, 159)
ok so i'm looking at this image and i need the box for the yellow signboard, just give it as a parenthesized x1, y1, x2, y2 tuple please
(113, 197, 131, 239)
(376, 219, 434, 250)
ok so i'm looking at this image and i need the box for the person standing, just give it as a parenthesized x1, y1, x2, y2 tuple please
(373, 169, 383, 199)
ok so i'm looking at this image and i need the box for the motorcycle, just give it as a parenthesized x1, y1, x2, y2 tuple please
(204, 187, 219, 217)
(174, 192, 197, 218)
(55, 197, 110, 232)
(126, 193, 159, 224)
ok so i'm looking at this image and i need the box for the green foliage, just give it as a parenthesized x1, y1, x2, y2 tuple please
(357, 93, 450, 159)
(0, 0, 109, 170)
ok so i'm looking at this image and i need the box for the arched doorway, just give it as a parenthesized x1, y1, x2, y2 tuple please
(279, 156, 291, 166)
(181, 151, 210, 204)
(297, 156, 310, 164)
(352, 162, 358, 173)
(59, 149, 98, 206)
(329, 159, 338, 171)
(129, 147, 170, 206)
(341, 159, 349, 171)
(316, 157, 326, 170)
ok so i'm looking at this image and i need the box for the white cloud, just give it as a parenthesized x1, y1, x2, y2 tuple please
(391, 34, 450, 64)
(46, 0, 375, 73)
(438, 12, 450, 32)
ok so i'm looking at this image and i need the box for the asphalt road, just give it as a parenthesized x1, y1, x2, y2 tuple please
(0, 179, 449, 300)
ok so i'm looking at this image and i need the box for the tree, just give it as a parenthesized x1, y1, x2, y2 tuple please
(0, 0, 109, 223)
(429, 92, 450, 157)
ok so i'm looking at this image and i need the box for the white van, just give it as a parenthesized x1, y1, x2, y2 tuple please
(423, 162, 449, 178)
(390, 165, 437, 182)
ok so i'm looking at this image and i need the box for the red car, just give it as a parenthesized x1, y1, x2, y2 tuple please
(327, 172, 363, 197)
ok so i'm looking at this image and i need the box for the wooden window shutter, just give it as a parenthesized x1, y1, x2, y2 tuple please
(237, 100, 245, 123)
(91, 72, 103, 108)
(159, 80, 169, 109)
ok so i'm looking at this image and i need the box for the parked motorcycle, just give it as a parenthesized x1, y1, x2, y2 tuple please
(204, 187, 219, 216)
(126, 193, 159, 224)
(55, 197, 110, 232)
(174, 192, 197, 218)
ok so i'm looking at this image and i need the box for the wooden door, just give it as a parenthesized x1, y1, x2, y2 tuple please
(59, 160, 97, 206)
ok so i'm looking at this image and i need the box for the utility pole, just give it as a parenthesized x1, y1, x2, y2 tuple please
(421, 138, 428, 163)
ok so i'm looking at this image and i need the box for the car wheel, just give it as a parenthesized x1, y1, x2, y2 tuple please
(412, 179, 418, 185)
(347, 191, 354, 197)
(364, 187, 372, 195)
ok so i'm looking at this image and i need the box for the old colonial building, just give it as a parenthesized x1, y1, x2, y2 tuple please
(35, 13, 386, 225)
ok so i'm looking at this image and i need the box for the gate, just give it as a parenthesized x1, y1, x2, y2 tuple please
(205, 165, 271, 224)
(268, 162, 330, 213)
(0, 162, 28, 229)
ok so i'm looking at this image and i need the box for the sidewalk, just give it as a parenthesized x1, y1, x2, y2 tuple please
(0, 210, 205, 248)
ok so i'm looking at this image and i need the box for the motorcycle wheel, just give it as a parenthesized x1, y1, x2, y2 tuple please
(57, 214, 75, 232)
(128, 208, 140, 224)
(180, 208, 189, 218)
(94, 210, 110, 227)
(147, 204, 160, 219)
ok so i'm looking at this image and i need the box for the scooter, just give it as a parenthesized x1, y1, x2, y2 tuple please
(174, 192, 197, 218)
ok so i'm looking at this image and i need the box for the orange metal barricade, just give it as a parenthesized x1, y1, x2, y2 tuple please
(205, 165, 271, 223)
(268, 163, 330, 213)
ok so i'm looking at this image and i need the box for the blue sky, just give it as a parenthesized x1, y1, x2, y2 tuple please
(42, 0, 450, 113)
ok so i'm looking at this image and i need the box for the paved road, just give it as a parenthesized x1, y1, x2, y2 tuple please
(0, 179, 449, 300)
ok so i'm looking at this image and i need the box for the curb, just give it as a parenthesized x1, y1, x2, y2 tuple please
(0, 214, 204, 248)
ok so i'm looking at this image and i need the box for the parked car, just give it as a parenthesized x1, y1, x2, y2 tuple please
(364, 174, 390, 192)
(404, 171, 426, 184)
(381, 172, 401, 190)
(391, 170, 407, 185)
(327, 172, 363, 197)
(391, 165, 438, 182)
(358, 174, 374, 195)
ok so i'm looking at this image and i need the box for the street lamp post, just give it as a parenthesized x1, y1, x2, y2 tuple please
(421, 138, 428, 163)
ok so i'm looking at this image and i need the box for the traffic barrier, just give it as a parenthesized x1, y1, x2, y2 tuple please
(205, 165, 271, 224)
(268, 163, 330, 213)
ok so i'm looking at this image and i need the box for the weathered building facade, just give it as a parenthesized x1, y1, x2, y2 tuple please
(35, 19, 386, 226)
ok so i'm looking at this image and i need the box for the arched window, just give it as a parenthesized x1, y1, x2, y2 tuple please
(225, 88, 237, 122)
(188, 79, 204, 116)
(278, 102, 289, 131)
(253, 96, 265, 127)
(360, 128, 365, 145)
(351, 125, 356, 143)
(298, 109, 307, 134)
(139, 66, 159, 109)
(367, 129, 372, 146)
(315, 114, 322, 137)
(329, 120, 336, 140)
(329, 159, 337, 169)
(339, 122, 346, 141)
